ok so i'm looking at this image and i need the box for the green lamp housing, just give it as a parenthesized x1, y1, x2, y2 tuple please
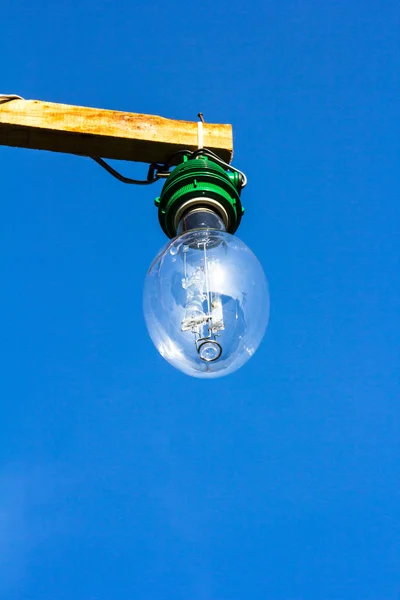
(154, 155, 244, 239)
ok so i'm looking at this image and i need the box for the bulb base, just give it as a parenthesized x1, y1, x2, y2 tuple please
(177, 207, 226, 235)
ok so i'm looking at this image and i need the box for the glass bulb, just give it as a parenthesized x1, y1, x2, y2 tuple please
(143, 219, 269, 378)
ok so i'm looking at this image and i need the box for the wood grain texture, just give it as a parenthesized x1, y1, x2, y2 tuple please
(0, 99, 233, 164)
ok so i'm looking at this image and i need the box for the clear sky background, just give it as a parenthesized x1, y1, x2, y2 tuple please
(1, 1, 399, 598)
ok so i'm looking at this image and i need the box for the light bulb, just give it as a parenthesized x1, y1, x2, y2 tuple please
(143, 209, 269, 378)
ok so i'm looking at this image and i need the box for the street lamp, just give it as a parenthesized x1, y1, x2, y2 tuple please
(143, 150, 270, 378)
(0, 96, 269, 377)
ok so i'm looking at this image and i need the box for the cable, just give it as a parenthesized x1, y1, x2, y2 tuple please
(92, 148, 247, 188)
(91, 150, 194, 185)
(91, 157, 159, 185)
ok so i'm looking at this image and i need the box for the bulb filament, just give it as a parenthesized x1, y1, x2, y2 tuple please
(181, 243, 224, 362)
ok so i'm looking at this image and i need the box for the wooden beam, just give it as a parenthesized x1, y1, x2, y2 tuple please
(0, 99, 233, 164)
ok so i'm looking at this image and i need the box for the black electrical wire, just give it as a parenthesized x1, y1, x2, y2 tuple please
(91, 151, 193, 185)
(91, 157, 160, 185)
(92, 148, 247, 188)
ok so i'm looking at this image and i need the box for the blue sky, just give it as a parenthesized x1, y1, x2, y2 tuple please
(1, 0, 399, 598)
